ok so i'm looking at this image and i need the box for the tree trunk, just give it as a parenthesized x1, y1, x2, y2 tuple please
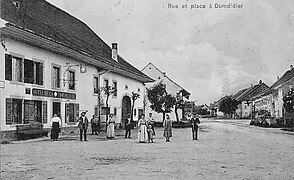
(105, 95, 109, 133)
(175, 106, 179, 125)
(131, 99, 135, 122)
(162, 112, 166, 124)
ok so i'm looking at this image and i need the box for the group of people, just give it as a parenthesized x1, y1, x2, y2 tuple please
(50, 111, 201, 142)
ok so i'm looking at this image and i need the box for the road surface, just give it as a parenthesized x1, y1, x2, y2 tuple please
(1, 119, 294, 180)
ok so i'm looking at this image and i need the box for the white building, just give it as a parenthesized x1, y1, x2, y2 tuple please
(142, 63, 190, 122)
(0, 0, 153, 139)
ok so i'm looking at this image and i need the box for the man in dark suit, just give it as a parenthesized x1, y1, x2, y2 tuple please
(191, 114, 200, 140)
(78, 111, 89, 141)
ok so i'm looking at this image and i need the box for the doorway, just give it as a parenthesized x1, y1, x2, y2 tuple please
(121, 96, 131, 128)
(53, 102, 61, 118)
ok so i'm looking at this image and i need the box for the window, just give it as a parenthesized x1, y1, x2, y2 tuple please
(104, 79, 109, 88)
(113, 81, 117, 97)
(114, 107, 117, 116)
(65, 103, 79, 123)
(6, 98, 22, 124)
(5, 54, 22, 82)
(52, 66, 60, 88)
(68, 71, 75, 90)
(134, 108, 137, 116)
(35, 62, 44, 85)
(24, 59, 34, 84)
(104, 79, 109, 95)
(125, 85, 128, 90)
(6, 98, 47, 124)
(94, 77, 99, 94)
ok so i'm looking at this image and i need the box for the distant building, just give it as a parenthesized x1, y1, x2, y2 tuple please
(142, 63, 190, 122)
(233, 80, 269, 118)
(0, 0, 153, 139)
(253, 66, 294, 125)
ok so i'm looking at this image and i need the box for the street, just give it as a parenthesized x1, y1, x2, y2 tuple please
(1, 119, 294, 180)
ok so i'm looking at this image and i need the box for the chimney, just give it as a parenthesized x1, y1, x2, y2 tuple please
(112, 43, 118, 61)
(277, 76, 279, 80)
(290, 65, 294, 70)
(259, 80, 262, 84)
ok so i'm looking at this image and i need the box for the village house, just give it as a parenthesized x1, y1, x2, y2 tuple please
(253, 66, 294, 126)
(232, 80, 269, 119)
(141, 63, 190, 122)
(0, 0, 153, 139)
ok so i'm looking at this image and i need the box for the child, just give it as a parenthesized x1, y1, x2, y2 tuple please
(147, 125, 154, 143)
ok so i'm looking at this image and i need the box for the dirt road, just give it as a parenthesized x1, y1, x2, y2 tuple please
(1, 119, 293, 180)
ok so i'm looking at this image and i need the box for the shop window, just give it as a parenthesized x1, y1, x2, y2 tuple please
(68, 70, 75, 90)
(65, 103, 79, 123)
(5, 54, 23, 82)
(6, 98, 22, 124)
(24, 100, 43, 124)
(52, 66, 60, 88)
(94, 77, 99, 94)
(6, 98, 47, 124)
(112, 81, 117, 97)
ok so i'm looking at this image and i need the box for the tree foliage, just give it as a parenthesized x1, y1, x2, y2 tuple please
(147, 82, 176, 121)
(131, 91, 140, 121)
(219, 96, 239, 116)
(283, 89, 294, 113)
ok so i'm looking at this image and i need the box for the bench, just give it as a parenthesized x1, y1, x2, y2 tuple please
(16, 123, 48, 140)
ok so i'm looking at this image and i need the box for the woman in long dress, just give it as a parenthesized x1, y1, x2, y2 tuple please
(163, 114, 172, 142)
(51, 114, 61, 141)
(138, 114, 148, 143)
(106, 113, 115, 139)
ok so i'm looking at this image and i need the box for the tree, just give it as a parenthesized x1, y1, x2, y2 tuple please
(131, 91, 140, 122)
(219, 96, 239, 117)
(175, 91, 185, 125)
(147, 82, 176, 122)
(283, 89, 294, 113)
(101, 85, 117, 126)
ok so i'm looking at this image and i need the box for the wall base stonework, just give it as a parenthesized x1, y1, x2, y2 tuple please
(0, 130, 17, 142)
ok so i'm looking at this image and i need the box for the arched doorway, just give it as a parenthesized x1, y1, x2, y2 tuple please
(121, 95, 131, 128)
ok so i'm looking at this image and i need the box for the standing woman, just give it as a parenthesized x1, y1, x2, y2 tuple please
(106, 113, 115, 139)
(51, 114, 61, 141)
(163, 114, 172, 142)
(137, 114, 148, 143)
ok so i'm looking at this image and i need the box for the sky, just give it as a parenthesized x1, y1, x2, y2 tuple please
(47, 0, 294, 104)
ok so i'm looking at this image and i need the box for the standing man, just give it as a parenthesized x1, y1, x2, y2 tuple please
(125, 113, 132, 138)
(91, 115, 98, 135)
(78, 111, 89, 141)
(191, 114, 200, 140)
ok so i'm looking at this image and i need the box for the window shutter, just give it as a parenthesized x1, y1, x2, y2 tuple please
(5, 54, 12, 81)
(6, 98, 13, 125)
(40, 63, 44, 85)
(65, 103, 69, 123)
(42, 101, 47, 123)
(74, 103, 79, 122)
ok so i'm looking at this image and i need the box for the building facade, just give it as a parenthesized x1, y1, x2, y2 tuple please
(0, 0, 153, 139)
(142, 63, 190, 122)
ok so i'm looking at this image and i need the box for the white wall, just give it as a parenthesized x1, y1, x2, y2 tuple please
(0, 37, 145, 131)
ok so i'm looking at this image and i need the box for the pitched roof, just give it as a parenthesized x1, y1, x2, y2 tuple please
(1, 0, 153, 83)
(232, 88, 248, 100)
(142, 62, 191, 98)
(270, 68, 294, 89)
(234, 82, 269, 102)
